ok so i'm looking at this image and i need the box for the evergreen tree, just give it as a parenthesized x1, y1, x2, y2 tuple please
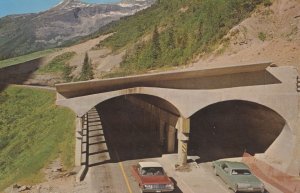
(167, 27, 175, 49)
(151, 25, 161, 66)
(80, 53, 94, 80)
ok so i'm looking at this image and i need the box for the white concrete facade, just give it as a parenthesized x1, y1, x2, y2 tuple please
(56, 63, 300, 176)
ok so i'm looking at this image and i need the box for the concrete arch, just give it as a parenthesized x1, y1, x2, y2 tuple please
(189, 99, 297, 173)
(56, 87, 185, 118)
(96, 93, 180, 117)
(183, 90, 298, 122)
(189, 99, 288, 125)
(57, 86, 299, 127)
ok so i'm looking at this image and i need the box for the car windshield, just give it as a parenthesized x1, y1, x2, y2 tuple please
(141, 167, 164, 176)
(231, 169, 251, 175)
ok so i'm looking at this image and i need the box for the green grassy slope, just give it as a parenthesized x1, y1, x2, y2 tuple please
(97, 0, 266, 76)
(0, 86, 75, 191)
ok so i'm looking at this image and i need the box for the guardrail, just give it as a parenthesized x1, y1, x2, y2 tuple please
(76, 114, 89, 182)
(297, 76, 300, 92)
(242, 152, 300, 193)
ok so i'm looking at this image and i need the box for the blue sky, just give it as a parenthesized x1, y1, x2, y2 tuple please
(0, 0, 62, 17)
(0, 0, 120, 18)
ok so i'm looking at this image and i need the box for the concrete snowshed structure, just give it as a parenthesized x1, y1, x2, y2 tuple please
(55, 62, 300, 176)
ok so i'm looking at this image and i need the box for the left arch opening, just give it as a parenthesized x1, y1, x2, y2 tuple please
(95, 94, 180, 162)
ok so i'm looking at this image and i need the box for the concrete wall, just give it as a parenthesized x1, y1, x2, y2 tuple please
(125, 95, 179, 126)
(55, 62, 272, 98)
(0, 57, 44, 84)
(125, 95, 179, 153)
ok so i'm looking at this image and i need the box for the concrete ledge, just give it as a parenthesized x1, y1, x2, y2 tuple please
(162, 154, 200, 170)
(177, 132, 189, 141)
(76, 132, 83, 139)
(76, 166, 88, 182)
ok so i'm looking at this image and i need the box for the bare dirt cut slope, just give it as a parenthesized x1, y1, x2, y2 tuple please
(193, 0, 300, 71)
(26, 34, 124, 85)
(45, 33, 123, 76)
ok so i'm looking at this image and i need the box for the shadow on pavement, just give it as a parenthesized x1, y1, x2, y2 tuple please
(170, 177, 183, 193)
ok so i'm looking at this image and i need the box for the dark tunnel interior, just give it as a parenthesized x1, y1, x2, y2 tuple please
(96, 95, 173, 162)
(188, 100, 285, 162)
(95, 96, 286, 164)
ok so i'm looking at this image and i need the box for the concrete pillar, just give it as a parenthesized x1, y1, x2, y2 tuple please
(75, 116, 83, 167)
(178, 139, 188, 165)
(177, 117, 190, 166)
(167, 125, 176, 153)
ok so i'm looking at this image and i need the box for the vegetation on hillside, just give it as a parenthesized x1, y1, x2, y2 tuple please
(0, 86, 75, 191)
(38, 52, 76, 82)
(97, 0, 267, 76)
(0, 15, 38, 60)
(258, 32, 267, 41)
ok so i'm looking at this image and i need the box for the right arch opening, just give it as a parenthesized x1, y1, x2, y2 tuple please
(188, 100, 286, 162)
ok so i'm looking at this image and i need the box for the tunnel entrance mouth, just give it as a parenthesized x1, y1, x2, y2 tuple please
(95, 94, 180, 162)
(188, 100, 286, 163)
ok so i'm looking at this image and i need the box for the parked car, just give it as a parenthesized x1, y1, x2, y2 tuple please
(212, 160, 265, 193)
(131, 162, 174, 193)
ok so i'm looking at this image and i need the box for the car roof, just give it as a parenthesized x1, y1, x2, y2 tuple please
(138, 162, 163, 168)
(219, 161, 250, 170)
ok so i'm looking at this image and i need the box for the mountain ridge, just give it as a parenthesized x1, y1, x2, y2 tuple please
(0, 0, 155, 59)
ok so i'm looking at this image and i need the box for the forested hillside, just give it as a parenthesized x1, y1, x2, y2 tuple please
(96, 0, 271, 76)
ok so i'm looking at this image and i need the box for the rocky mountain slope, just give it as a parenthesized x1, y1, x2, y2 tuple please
(193, 0, 300, 71)
(94, 0, 299, 76)
(0, 0, 155, 59)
